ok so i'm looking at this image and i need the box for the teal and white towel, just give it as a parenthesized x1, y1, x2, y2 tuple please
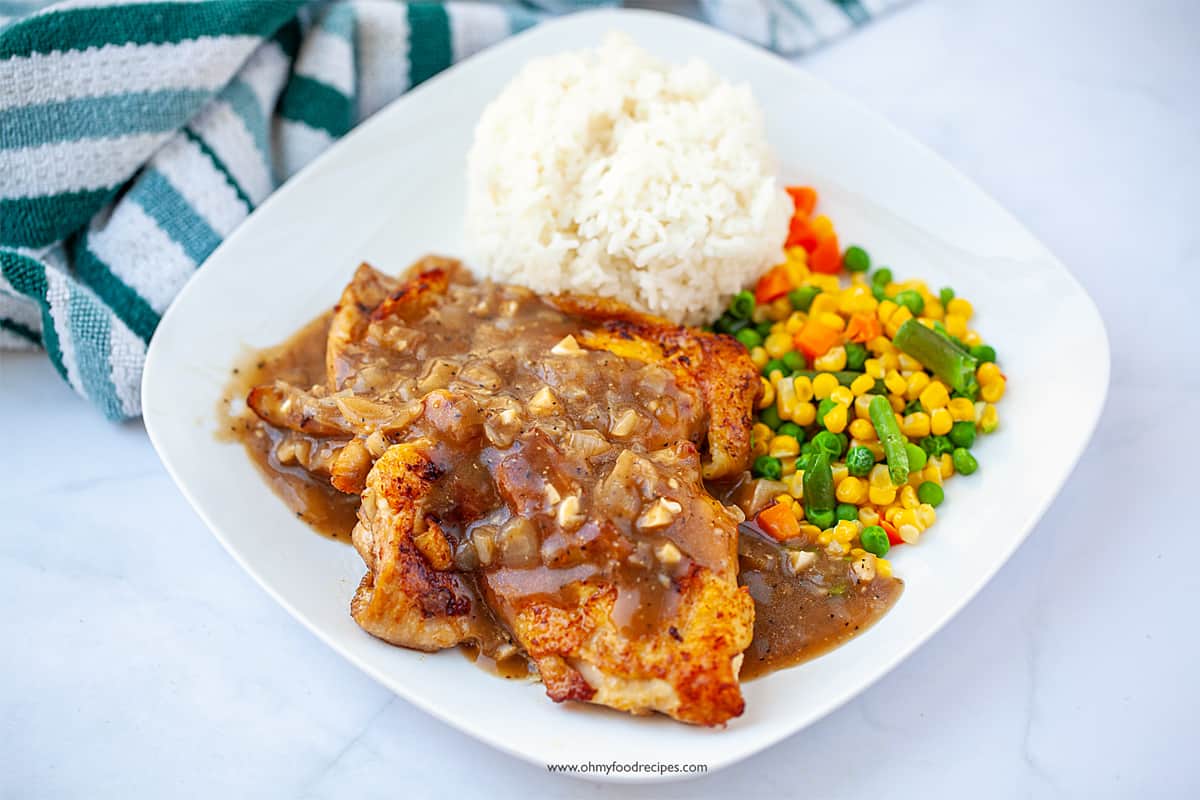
(0, 0, 906, 420)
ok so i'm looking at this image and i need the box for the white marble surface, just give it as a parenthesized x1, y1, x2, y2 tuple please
(2, 0, 1197, 796)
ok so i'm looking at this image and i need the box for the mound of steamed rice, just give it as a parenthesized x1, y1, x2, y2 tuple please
(464, 34, 791, 326)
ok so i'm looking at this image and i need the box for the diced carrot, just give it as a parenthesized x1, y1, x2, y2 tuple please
(756, 501, 801, 542)
(794, 318, 842, 360)
(810, 233, 842, 274)
(845, 313, 882, 343)
(785, 216, 821, 252)
(786, 186, 818, 217)
(754, 265, 792, 304)
(881, 519, 904, 546)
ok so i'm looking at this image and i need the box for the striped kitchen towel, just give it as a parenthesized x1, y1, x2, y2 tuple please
(0, 0, 907, 420)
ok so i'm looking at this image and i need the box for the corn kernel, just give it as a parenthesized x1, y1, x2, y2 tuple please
(770, 322, 786, 335)
(944, 312, 968, 338)
(854, 394, 874, 420)
(930, 407, 953, 435)
(752, 421, 773, 444)
(901, 412, 931, 438)
(922, 299, 945, 321)
(884, 370, 907, 395)
(830, 385, 854, 407)
(900, 484, 919, 509)
(885, 306, 913, 338)
(898, 354, 924, 373)
(814, 345, 847, 372)
(769, 296, 792, 321)
(908, 469, 926, 489)
(905, 371, 931, 400)
(880, 351, 901, 372)
(946, 297, 974, 320)
(980, 403, 999, 433)
(759, 378, 777, 410)
(850, 373, 876, 396)
(980, 378, 1006, 403)
(854, 439, 886, 460)
(783, 262, 808, 288)
(811, 214, 834, 238)
(898, 524, 921, 544)
(769, 435, 800, 459)
(823, 403, 848, 433)
(783, 312, 805, 335)
(791, 500, 805, 519)
(920, 381, 950, 410)
(834, 520, 859, 543)
(784, 472, 805, 499)
(812, 372, 840, 400)
(781, 459, 797, 477)
(774, 493, 795, 508)
(832, 465, 850, 489)
(848, 293, 878, 315)
(939, 453, 955, 478)
(963, 330, 983, 347)
(893, 508, 917, 529)
(791, 375, 814, 403)
(922, 462, 942, 485)
(864, 358, 885, 379)
(815, 312, 844, 332)
(916, 503, 937, 529)
(785, 245, 808, 265)
(875, 558, 893, 579)
(793, 402, 816, 426)
(749, 346, 769, 369)
(764, 332, 793, 359)
(869, 464, 893, 489)
(817, 530, 833, 546)
(976, 362, 1002, 386)
(809, 292, 840, 317)
(836, 476, 868, 504)
(799, 524, 821, 540)
(883, 505, 903, 523)
(888, 395, 904, 413)
(775, 377, 797, 417)
(848, 418, 876, 441)
(876, 300, 898, 325)
(948, 397, 975, 421)
(858, 506, 880, 527)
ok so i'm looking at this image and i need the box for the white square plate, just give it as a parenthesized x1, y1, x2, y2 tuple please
(143, 9, 1108, 783)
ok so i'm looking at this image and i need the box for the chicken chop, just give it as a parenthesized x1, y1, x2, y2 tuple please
(246, 258, 760, 725)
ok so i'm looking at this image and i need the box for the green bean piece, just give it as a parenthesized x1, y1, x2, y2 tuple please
(893, 318, 980, 396)
(803, 453, 835, 521)
(868, 394, 909, 486)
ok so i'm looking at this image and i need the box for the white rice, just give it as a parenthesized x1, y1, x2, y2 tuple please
(464, 34, 791, 326)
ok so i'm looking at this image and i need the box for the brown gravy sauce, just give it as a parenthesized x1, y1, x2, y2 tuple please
(220, 307, 902, 680)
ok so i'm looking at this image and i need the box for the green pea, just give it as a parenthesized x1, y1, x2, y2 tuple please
(782, 350, 807, 373)
(845, 446, 875, 477)
(843, 246, 870, 273)
(816, 398, 839, 429)
(777, 422, 805, 442)
(949, 421, 977, 448)
(844, 341, 868, 371)
(871, 283, 890, 302)
(806, 507, 835, 531)
(860, 525, 890, 557)
(763, 358, 788, 378)
(756, 320, 774, 337)
(917, 481, 944, 507)
(920, 434, 954, 457)
(905, 442, 928, 471)
(872, 267, 893, 286)
(939, 287, 955, 307)
(810, 430, 844, 459)
(788, 285, 821, 312)
(894, 289, 925, 316)
(753, 455, 783, 480)
(970, 344, 997, 363)
(759, 405, 782, 430)
(836, 503, 859, 522)
(729, 290, 755, 320)
(952, 447, 978, 476)
(735, 328, 763, 349)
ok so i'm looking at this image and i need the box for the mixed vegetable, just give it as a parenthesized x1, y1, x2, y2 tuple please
(712, 186, 1008, 580)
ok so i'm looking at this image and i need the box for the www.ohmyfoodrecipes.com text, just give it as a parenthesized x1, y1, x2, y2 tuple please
(546, 762, 708, 776)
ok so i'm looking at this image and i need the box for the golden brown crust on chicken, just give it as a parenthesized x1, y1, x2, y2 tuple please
(547, 294, 760, 479)
(496, 567, 754, 725)
(350, 441, 491, 651)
